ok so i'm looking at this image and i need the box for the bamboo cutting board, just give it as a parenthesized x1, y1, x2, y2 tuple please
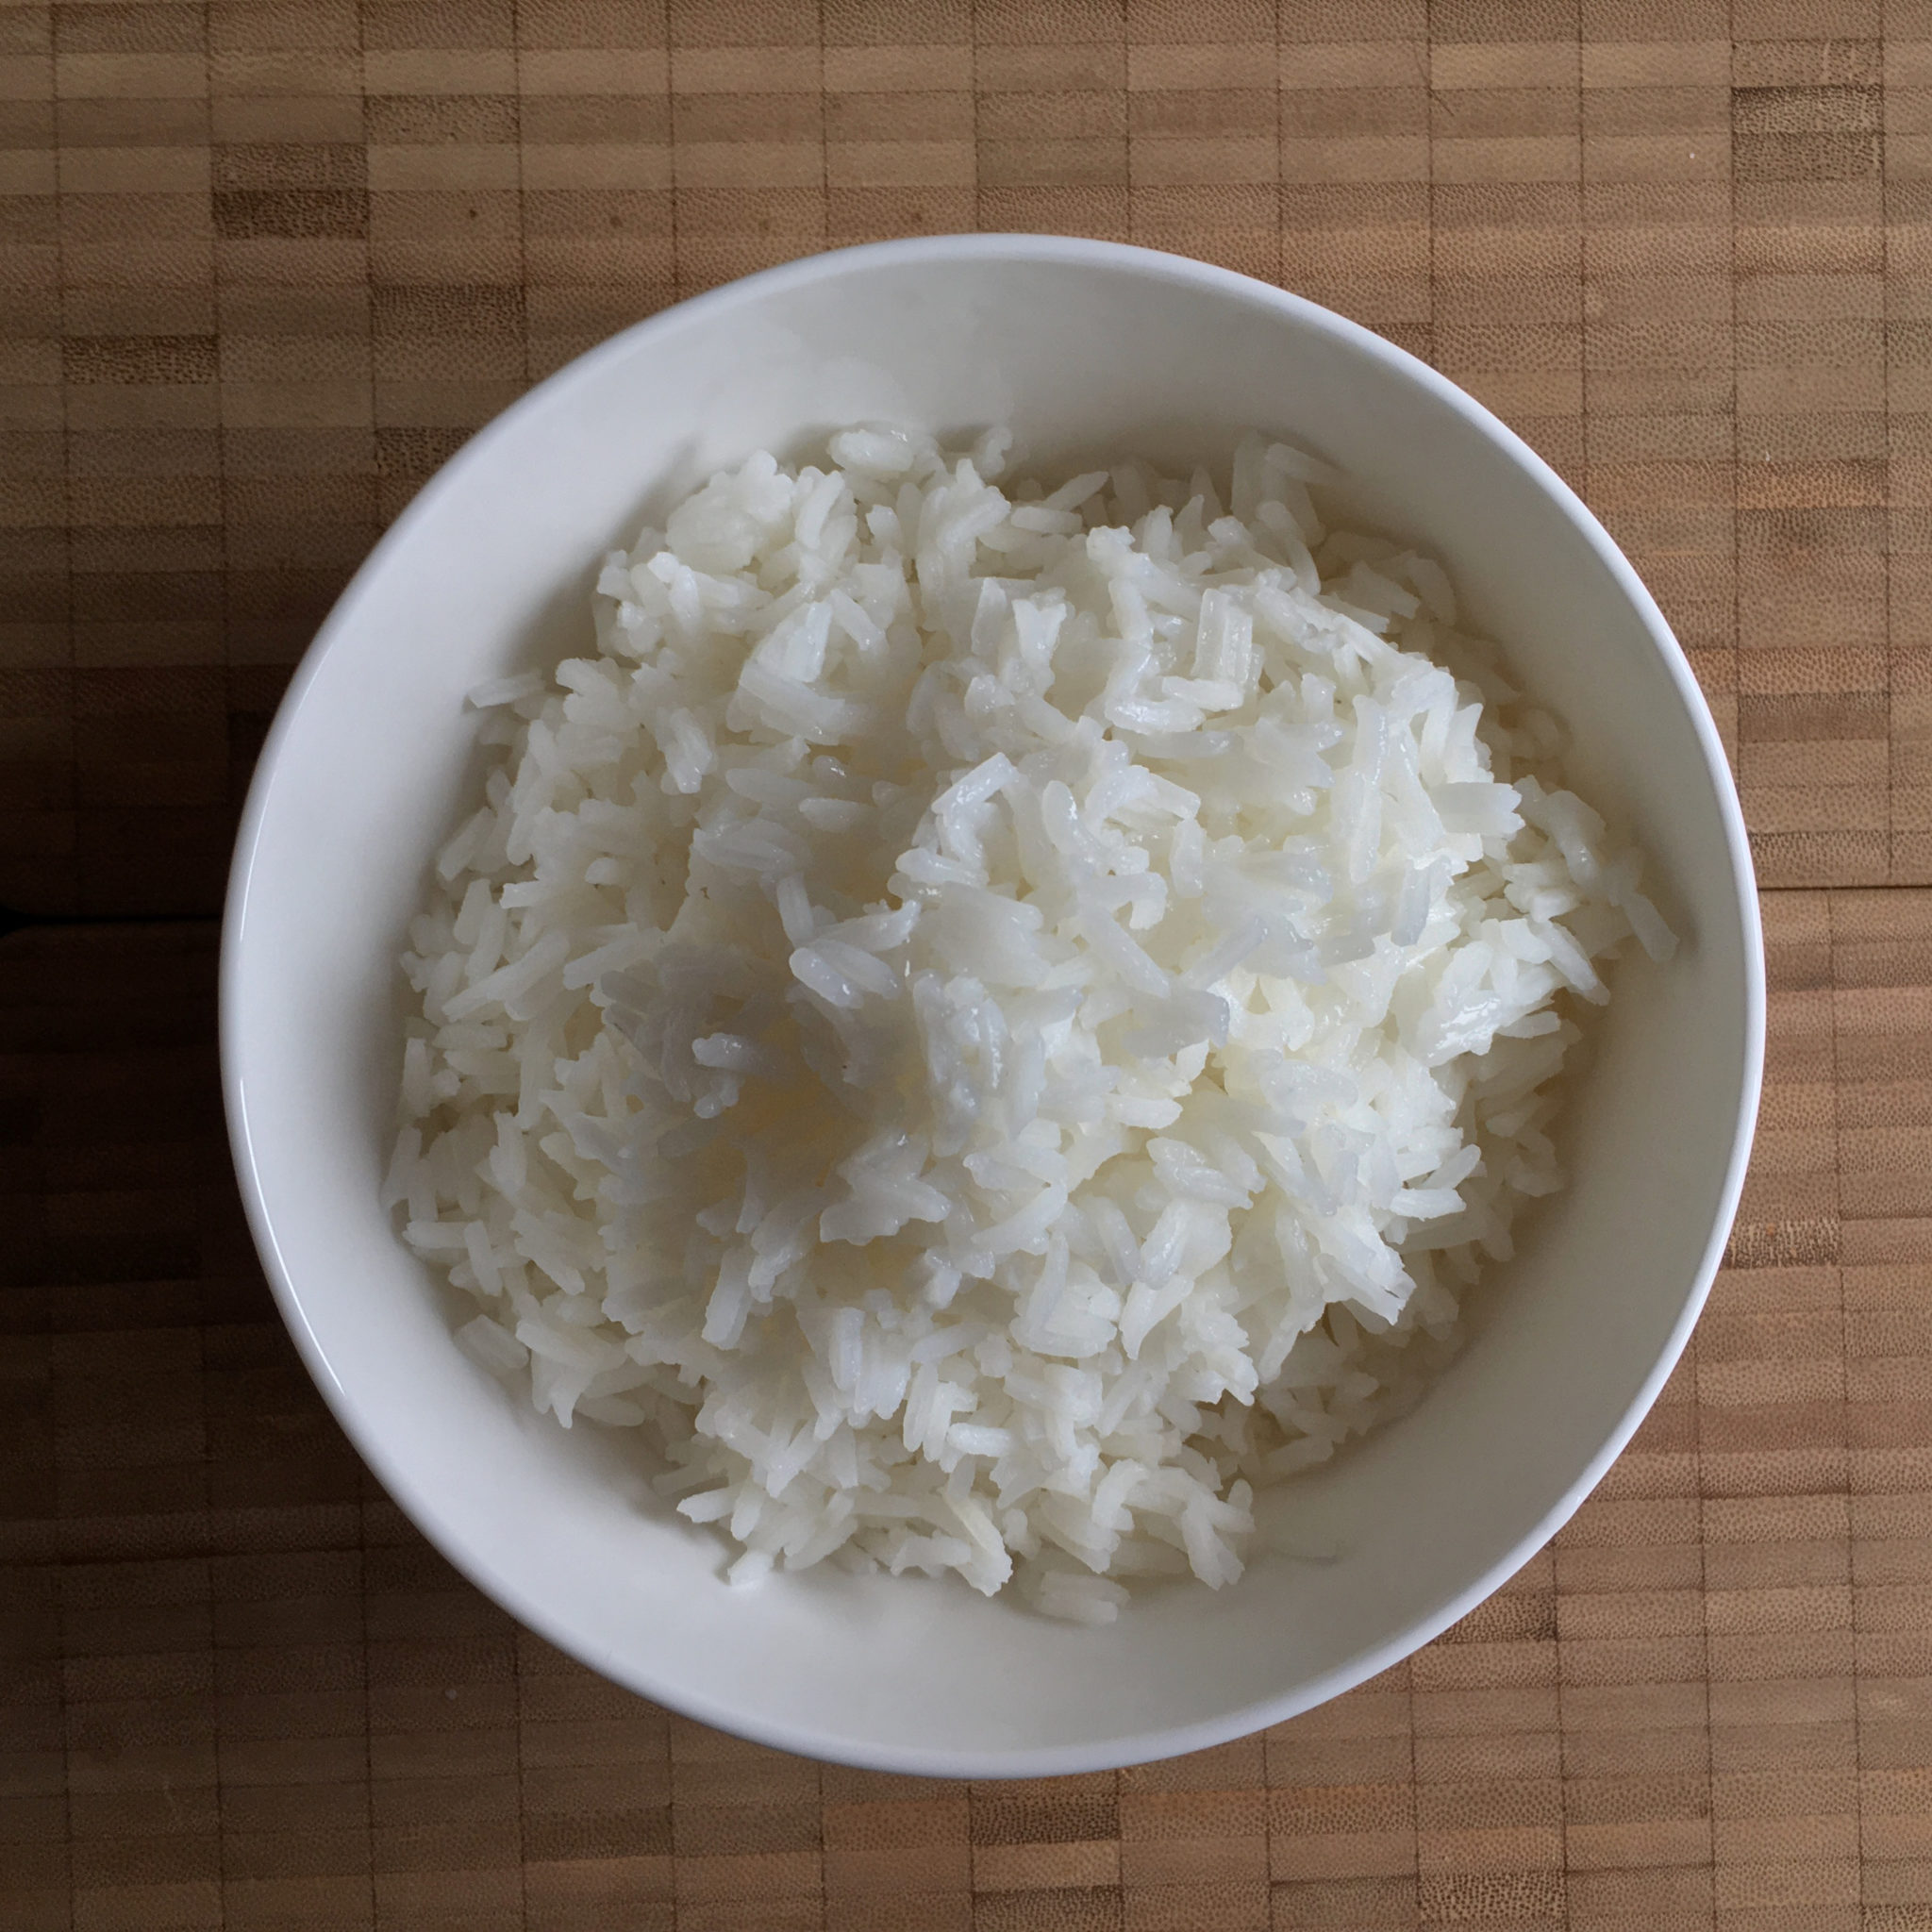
(3, 1, 1930, 1927)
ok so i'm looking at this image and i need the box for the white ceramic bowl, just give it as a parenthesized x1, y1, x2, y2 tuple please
(224, 235, 1762, 1776)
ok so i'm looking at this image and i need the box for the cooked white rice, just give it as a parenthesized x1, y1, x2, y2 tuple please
(387, 425, 1674, 1622)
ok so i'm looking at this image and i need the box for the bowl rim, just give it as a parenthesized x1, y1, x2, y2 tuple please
(221, 230, 1767, 1777)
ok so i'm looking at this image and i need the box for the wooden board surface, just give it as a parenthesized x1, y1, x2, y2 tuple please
(4, 1, 1931, 1926)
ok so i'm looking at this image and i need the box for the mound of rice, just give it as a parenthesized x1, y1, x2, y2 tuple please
(387, 425, 1673, 1623)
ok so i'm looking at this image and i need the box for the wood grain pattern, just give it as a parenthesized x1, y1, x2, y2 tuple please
(7, 1, 1932, 1926)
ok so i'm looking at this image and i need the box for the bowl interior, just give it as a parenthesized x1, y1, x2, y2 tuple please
(225, 238, 1758, 1775)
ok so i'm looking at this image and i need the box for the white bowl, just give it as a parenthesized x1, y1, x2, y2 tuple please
(223, 235, 1762, 1777)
